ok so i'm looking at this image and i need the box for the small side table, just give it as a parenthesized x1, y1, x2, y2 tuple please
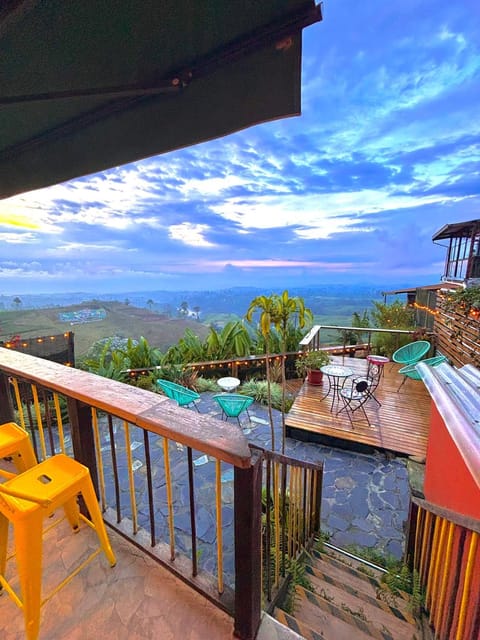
(366, 355, 390, 380)
(217, 376, 240, 392)
(320, 364, 353, 412)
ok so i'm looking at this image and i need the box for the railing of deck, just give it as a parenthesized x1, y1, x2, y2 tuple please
(406, 496, 480, 640)
(0, 347, 322, 640)
(251, 446, 323, 608)
(300, 324, 430, 356)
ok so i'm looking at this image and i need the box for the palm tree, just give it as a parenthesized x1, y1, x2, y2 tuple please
(245, 295, 278, 451)
(146, 299, 154, 311)
(13, 296, 22, 309)
(270, 291, 313, 453)
(179, 301, 189, 316)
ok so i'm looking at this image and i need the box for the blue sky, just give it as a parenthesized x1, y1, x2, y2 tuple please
(1, 0, 479, 295)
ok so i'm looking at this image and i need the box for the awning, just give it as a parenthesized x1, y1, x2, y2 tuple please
(432, 219, 480, 241)
(0, 1, 321, 200)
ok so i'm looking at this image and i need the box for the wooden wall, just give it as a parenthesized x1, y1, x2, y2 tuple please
(434, 293, 480, 367)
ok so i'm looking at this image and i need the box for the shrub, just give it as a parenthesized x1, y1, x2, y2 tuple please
(239, 379, 291, 411)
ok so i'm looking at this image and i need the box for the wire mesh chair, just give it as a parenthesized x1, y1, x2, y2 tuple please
(337, 378, 371, 428)
(397, 355, 447, 391)
(392, 340, 431, 367)
(156, 379, 201, 411)
(212, 393, 254, 425)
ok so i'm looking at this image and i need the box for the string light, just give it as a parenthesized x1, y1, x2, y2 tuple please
(413, 302, 440, 316)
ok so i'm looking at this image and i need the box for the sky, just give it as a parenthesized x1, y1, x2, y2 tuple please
(1, 0, 479, 295)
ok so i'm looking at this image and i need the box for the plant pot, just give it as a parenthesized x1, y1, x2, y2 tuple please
(307, 369, 323, 385)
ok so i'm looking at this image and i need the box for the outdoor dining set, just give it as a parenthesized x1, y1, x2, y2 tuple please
(155, 340, 446, 431)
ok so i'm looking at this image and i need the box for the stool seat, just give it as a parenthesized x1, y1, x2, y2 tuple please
(0, 421, 37, 478)
(0, 454, 115, 640)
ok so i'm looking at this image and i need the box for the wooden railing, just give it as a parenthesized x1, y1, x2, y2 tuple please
(251, 446, 323, 608)
(406, 496, 480, 640)
(0, 347, 323, 640)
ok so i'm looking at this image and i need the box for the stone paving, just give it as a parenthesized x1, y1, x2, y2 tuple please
(200, 392, 411, 560)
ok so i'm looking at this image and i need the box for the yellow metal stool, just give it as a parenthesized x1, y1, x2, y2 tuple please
(0, 421, 37, 478)
(0, 453, 116, 640)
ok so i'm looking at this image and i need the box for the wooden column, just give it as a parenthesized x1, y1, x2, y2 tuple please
(234, 451, 262, 640)
(0, 372, 15, 424)
(66, 397, 99, 494)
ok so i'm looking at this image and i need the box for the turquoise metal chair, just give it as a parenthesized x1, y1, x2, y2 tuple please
(392, 340, 430, 367)
(212, 393, 254, 425)
(156, 379, 201, 411)
(397, 355, 447, 391)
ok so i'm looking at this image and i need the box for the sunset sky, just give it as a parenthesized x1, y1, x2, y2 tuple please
(1, 0, 479, 294)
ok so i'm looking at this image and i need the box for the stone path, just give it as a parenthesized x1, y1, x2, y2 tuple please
(200, 392, 410, 560)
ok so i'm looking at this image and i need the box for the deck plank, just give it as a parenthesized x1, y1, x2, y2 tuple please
(286, 356, 431, 459)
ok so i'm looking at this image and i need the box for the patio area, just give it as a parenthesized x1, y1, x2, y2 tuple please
(0, 354, 427, 639)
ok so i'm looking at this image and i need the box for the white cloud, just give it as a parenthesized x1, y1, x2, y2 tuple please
(168, 223, 215, 247)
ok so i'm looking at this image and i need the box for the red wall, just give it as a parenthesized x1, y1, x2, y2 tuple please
(424, 403, 480, 520)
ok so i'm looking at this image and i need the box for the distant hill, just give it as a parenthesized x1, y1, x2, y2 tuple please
(0, 301, 209, 359)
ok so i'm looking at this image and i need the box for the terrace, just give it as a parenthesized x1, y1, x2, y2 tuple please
(1, 315, 478, 639)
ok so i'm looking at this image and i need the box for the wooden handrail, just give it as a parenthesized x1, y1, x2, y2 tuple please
(411, 495, 480, 534)
(0, 347, 251, 468)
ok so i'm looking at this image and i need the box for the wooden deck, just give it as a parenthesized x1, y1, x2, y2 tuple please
(286, 356, 432, 459)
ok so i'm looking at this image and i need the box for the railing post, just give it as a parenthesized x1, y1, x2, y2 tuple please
(0, 372, 15, 423)
(234, 451, 263, 640)
(66, 397, 99, 494)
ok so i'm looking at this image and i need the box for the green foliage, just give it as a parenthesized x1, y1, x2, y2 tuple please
(370, 301, 415, 356)
(129, 374, 156, 391)
(117, 336, 163, 369)
(240, 379, 287, 411)
(163, 328, 207, 363)
(282, 557, 315, 614)
(82, 339, 127, 381)
(444, 285, 480, 315)
(205, 320, 253, 359)
(295, 350, 331, 377)
(195, 376, 219, 392)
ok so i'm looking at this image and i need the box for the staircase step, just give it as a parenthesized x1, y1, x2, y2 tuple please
(303, 567, 416, 638)
(274, 609, 328, 640)
(305, 559, 413, 619)
(318, 545, 388, 581)
(288, 585, 400, 640)
(308, 549, 383, 598)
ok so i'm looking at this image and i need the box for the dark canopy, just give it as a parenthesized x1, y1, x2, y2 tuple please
(0, 1, 321, 199)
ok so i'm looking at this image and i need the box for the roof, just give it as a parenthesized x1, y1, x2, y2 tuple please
(432, 219, 480, 241)
(0, 1, 321, 199)
(382, 283, 462, 295)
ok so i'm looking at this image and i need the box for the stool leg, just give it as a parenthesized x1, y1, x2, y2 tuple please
(0, 512, 8, 586)
(15, 512, 43, 640)
(80, 480, 116, 567)
(15, 438, 38, 472)
(62, 495, 81, 531)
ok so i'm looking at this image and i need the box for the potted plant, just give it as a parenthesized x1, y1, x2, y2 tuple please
(295, 350, 331, 385)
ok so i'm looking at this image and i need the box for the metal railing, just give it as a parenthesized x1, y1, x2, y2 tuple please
(300, 324, 427, 356)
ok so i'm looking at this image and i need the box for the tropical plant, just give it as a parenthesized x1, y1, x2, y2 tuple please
(117, 336, 163, 370)
(295, 350, 331, 377)
(239, 379, 288, 411)
(82, 339, 126, 381)
(163, 328, 207, 363)
(370, 300, 415, 356)
(205, 320, 253, 360)
(245, 295, 279, 449)
(270, 290, 313, 453)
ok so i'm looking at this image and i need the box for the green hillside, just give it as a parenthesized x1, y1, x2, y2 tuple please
(0, 301, 209, 358)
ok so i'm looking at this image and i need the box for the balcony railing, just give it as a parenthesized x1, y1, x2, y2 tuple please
(0, 347, 322, 640)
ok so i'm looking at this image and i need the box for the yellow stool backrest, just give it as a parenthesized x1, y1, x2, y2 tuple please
(0, 421, 37, 478)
